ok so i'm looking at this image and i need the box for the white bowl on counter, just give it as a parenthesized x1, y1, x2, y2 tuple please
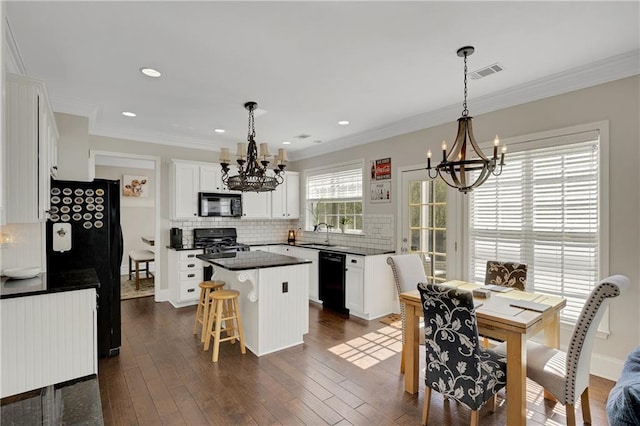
(2, 266, 41, 280)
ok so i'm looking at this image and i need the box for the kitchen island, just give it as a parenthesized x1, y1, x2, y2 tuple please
(197, 251, 311, 356)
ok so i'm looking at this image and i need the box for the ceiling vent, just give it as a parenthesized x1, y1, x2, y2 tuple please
(469, 63, 504, 80)
(294, 134, 311, 139)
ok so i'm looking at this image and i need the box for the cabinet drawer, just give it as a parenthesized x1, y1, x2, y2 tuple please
(179, 250, 202, 262)
(346, 255, 364, 268)
(180, 259, 201, 272)
(180, 269, 202, 281)
(179, 280, 201, 302)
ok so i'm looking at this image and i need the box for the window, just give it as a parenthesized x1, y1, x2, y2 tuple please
(306, 162, 363, 231)
(467, 124, 608, 326)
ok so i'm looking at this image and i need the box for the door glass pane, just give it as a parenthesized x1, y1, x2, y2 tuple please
(405, 176, 447, 282)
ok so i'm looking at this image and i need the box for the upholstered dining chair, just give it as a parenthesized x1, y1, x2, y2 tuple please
(484, 261, 527, 291)
(496, 274, 629, 426)
(387, 254, 428, 373)
(418, 282, 507, 426)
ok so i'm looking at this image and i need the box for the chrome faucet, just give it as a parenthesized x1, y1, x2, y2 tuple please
(315, 222, 330, 244)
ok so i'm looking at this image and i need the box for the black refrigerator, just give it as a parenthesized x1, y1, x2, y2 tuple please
(46, 178, 123, 358)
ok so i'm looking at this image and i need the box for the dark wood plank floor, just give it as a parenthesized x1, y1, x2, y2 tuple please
(99, 297, 615, 425)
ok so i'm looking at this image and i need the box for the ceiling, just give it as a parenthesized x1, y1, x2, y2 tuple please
(5, 1, 639, 161)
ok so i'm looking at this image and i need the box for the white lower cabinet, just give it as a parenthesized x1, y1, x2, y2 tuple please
(1, 289, 97, 398)
(168, 249, 203, 307)
(346, 254, 395, 320)
(345, 255, 365, 315)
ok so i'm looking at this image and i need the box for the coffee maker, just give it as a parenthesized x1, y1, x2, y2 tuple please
(170, 228, 183, 248)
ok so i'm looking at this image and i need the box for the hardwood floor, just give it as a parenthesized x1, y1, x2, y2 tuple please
(99, 297, 615, 425)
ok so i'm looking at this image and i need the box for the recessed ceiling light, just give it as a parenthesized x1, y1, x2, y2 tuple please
(214, 129, 225, 133)
(122, 111, 137, 117)
(282, 141, 291, 145)
(140, 68, 162, 78)
(338, 120, 350, 125)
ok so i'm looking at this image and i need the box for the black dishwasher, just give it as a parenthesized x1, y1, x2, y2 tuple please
(319, 251, 348, 315)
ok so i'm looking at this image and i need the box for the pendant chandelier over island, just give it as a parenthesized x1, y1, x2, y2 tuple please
(219, 101, 286, 192)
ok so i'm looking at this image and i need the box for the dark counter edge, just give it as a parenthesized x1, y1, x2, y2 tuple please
(1, 272, 100, 300)
(251, 243, 395, 256)
(197, 254, 312, 271)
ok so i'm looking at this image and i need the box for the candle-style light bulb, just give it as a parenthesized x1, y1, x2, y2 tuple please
(441, 140, 447, 162)
(427, 150, 432, 169)
(500, 145, 507, 166)
(493, 135, 500, 159)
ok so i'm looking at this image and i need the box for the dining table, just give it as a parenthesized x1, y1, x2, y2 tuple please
(400, 280, 566, 426)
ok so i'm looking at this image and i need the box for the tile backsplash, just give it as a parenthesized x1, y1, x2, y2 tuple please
(169, 214, 395, 251)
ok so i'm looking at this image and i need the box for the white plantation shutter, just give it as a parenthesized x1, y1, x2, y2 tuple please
(468, 130, 601, 324)
(307, 167, 362, 201)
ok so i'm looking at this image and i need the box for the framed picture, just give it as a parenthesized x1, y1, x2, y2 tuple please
(122, 175, 149, 198)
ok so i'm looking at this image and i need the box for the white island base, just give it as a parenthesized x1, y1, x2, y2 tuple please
(211, 262, 310, 357)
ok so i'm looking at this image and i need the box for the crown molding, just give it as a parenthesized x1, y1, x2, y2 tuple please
(292, 49, 640, 161)
(4, 17, 26, 75)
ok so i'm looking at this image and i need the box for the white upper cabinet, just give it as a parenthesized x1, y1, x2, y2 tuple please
(271, 171, 300, 219)
(5, 74, 59, 223)
(171, 160, 244, 219)
(242, 191, 271, 219)
(171, 161, 200, 219)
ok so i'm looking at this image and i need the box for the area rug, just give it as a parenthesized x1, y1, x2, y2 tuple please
(120, 275, 154, 300)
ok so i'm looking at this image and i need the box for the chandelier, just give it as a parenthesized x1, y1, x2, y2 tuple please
(219, 101, 286, 192)
(426, 46, 505, 193)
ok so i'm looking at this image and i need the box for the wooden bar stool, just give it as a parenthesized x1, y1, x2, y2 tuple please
(193, 280, 225, 342)
(204, 290, 246, 362)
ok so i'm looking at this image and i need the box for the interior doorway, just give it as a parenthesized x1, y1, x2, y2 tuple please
(90, 150, 161, 302)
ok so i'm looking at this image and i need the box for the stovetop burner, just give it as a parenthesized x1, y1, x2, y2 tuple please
(193, 228, 250, 253)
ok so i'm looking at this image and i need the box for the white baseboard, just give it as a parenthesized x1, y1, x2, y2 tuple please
(591, 352, 625, 382)
(154, 289, 170, 303)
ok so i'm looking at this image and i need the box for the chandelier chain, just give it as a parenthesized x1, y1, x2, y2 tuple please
(248, 105, 255, 139)
(462, 51, 469, 117)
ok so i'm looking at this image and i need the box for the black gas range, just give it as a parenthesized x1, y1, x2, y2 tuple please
(193, 228, 250, 254)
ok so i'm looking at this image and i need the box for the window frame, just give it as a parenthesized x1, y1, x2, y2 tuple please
(303, 159, 365, 233)
(462, 121, 610, 334)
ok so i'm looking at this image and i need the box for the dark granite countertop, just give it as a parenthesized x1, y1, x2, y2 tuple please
(198, 251, 312, 271)
(166, 245, 202, 251)
(1, 269, 100, 299)
(250, 242, 394, 257)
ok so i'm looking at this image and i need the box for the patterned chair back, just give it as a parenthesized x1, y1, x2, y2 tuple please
(418, 282, 507, 410)
(484, 261, 527, 291)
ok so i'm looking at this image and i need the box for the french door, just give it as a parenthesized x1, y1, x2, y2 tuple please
(399, 168, 459, 283)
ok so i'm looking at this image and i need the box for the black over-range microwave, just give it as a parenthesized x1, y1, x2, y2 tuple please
(198, 192, 242, 217)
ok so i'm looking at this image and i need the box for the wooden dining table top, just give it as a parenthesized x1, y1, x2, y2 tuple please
(399, 280, 566, 332)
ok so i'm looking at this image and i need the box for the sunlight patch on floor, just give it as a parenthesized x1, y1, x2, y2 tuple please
(328, 324, 402, 369)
